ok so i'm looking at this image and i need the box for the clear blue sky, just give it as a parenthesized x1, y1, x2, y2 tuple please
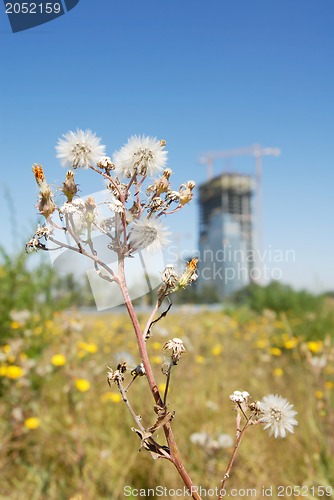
(0, 0, 333, 292)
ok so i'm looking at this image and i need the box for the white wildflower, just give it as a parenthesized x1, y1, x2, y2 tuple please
(9, 310, 31, 324)
(217, 433, 234, 448)
(310, 355, 327, 370)
(129, 217, 170, 253)
(56, 129, 106, 169)
(190, 432, 210, 447)
(205, 400, 219, 412)
(259, 394, 298, 439)
(113, 135, 167, 178)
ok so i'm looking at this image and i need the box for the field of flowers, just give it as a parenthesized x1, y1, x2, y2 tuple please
(1, 300, 333, 499)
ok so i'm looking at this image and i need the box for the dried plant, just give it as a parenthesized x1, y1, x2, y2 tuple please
(27, 130, 297, 498)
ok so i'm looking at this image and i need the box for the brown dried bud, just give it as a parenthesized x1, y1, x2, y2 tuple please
(38, 190, 56, 219)
(62, 170, 79, 202)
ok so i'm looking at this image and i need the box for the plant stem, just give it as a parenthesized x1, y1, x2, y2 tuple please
(163, 366, 172, 406)
(218, 418, 253, 499)
(118, 255, 201, 500)
(116, 380, 145, 433)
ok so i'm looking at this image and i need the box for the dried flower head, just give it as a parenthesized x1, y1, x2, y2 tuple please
(230, 391, 251, 404)
(25, 236, 42, 253)
(113, 135, 168, 178)
(148, 197, 164, 213)
(97, 156, 115, 170)
(158, 265, 179, 304)
(35, 224, 53, 240)
(161, 265, 178, 287)
(56, 129, 106, 169)
(172, 258, 198, 291)
(179, 180, 195, 206)
(26, 225, 53, 253)
(107, 362, 127, 386)
(258, 394, 298, 438)
(165, 190, 180, 202)
(163, 338, 186, 364)
(146, 169, 172, 196)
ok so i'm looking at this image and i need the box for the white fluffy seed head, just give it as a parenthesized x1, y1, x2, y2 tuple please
(56, 129, 106, 169)
(128, 217, 170, 253)
(113, 135, 168, 178)
(259, 394, 298, 439)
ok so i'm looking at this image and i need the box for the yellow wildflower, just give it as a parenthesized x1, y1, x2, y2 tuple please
(151, 356, 162, 365)
(307, 341, 323, 354)
(211, 345, 223, 356)
(158, 383, 166, 393)
(273, 367, 284, 377)
(51, 354, 67, 367)
(74, 379, 90, 392)
(255, 339, 267, 349)
(77, 342, 98, 354)
(196, 355, 205, 364)
(101, 392, 122, 403)
(6, 365, 24, 379)
(10, 321, 20, 330)
(270, 347, 282, 357)
(314, 390, 324, 400)
(24, 417, 40, 430)
(325, 381, 333, 390)
(284, 338, 298, 349)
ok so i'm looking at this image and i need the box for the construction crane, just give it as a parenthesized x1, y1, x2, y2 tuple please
(198, 144, 281, 283)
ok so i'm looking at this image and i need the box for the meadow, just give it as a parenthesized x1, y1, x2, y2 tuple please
(0, 251, 333, 499)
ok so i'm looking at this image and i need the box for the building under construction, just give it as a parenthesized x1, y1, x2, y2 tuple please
(198, 173, 255, 297)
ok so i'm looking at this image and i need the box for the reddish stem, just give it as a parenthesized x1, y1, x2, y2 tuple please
(118, 255, 201, 500)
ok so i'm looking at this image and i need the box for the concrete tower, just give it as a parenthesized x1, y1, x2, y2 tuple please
(198, 173, 255, 297)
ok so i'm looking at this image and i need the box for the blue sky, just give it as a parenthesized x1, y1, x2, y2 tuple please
(0, 0, 333, 292)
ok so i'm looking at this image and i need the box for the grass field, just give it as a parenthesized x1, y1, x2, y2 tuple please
(1, 303, 333, 499)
